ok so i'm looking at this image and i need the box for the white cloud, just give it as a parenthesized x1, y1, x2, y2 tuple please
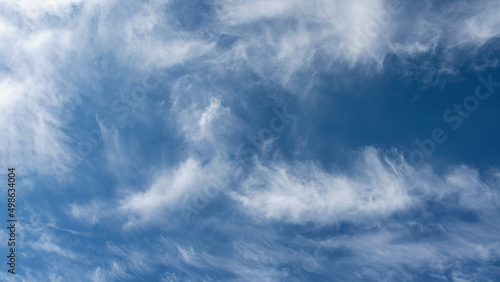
(188, 97, 231, 142)
(318, 222, 500, 280)
(217, 0, 296, 25)
(232, 146, 498, 224)
(215, 0, 390, 86)
(0, 0, 215, 179)
(31, 233, 76, 259)
(119, 155, 230, 225)
(120, 158, 202, 219)
(3, 1, 500, 279)
(3, 0, 499, 181)
(232, 147, 413, 223)
(89, 262, 133, 282)
(213, 0, 500, 88)
(69, 201, 103, 225)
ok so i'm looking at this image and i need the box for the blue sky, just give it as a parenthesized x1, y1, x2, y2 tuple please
(1, 0, 500, 281)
